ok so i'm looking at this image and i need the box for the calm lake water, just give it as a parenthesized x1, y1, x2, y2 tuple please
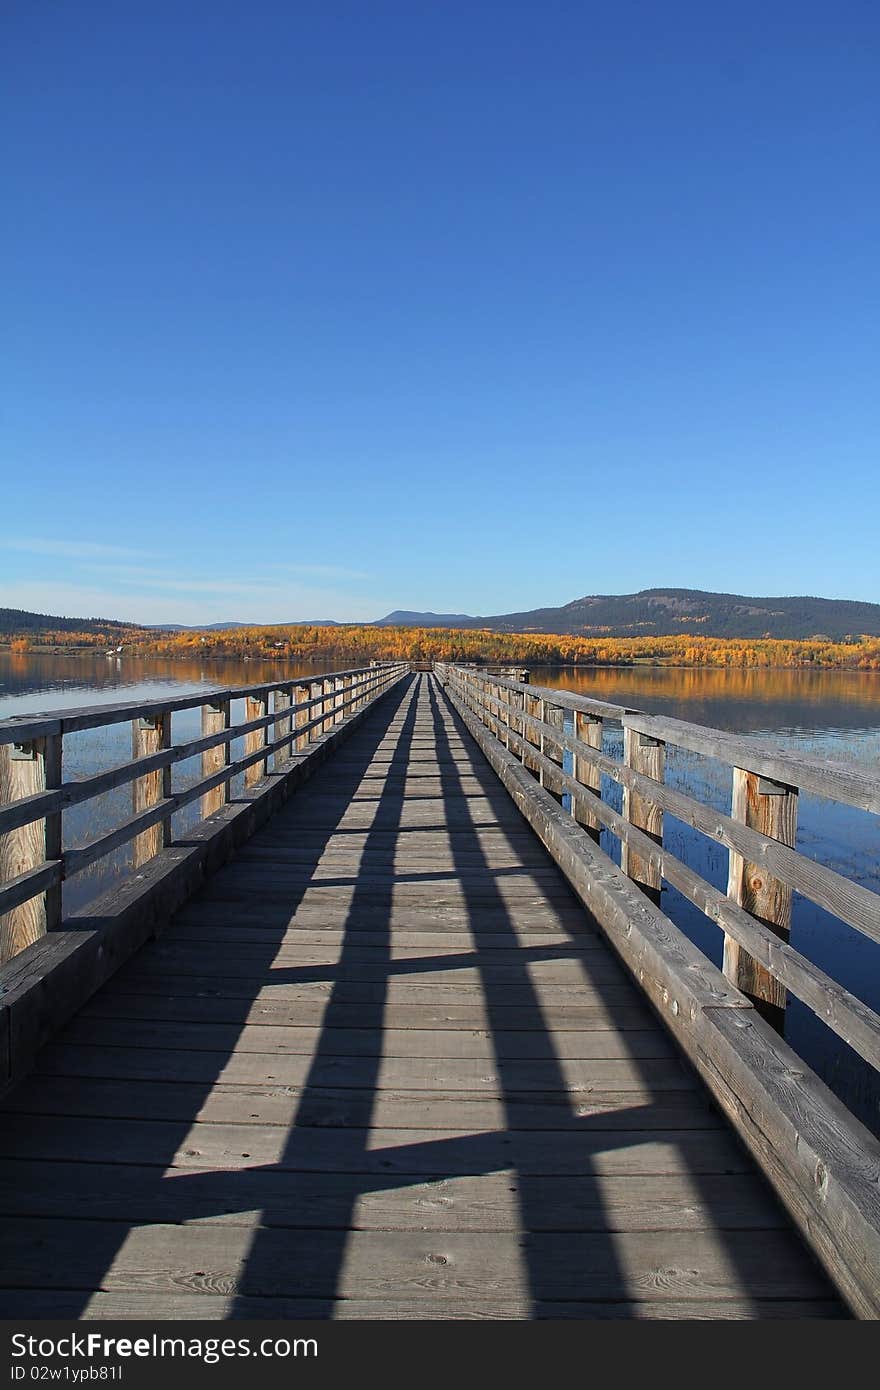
(2, 652, 879, 1134)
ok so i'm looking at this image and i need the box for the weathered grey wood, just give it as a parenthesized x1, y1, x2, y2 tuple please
(0, 1218, 831, 1302)
(0, 1113, 749, 1175)
(0, 670, 850, 1321)
(442, 669, 875, 1317)
(131, 713, 171, 868)
(274, 687, 292, 762)
(0, 734, 62, 963)
(574, 711, 603, 841)
(0, 1075, 713, 1128)
(446, 668, 880, 1054)
(201, 698, 231, 818)
(543, 702, 565, 806)
(0, 1158, 786, 1231)
(724, 767, 797, 1026)
(321, 677, 334, 734)
(0, 1289, 843, 1320)
(0, 706, 286, 837)
(624, 711, 880, 816)
(0, 666, 396, 742)
(441, 666, 880, 816)
(32, 1042, 694, 1091)
(244, 693, 268, 787)
(58, 1015, 675, 1060)
(550, 716, 880, 949)
(0, 861, 63, 920)
(293, 685, 310, 751)
(0, 670, 409, 1098)
(621, 726, 664, 896)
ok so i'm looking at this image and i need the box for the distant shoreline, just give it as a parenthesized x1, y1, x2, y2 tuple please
(3, 644, 879, 675)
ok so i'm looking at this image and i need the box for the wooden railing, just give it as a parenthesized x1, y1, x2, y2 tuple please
(440, 662, 880, 1062)
(0, 663, 408, 965)
(438, 661, 880, 1315)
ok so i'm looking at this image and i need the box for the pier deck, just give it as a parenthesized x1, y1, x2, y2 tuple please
(0, 675, 843, 1318)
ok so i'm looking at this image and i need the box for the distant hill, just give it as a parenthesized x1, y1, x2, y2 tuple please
(375, 610, 476, 627)
(146, 621, 257, 631)
(147, 620, 343, 631)
(4, 590, 879, 642)
(0, 607, 141, 635)
(373, 589, 880, 640)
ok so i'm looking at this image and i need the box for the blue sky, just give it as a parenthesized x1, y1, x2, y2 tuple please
(2, 1, 878, 625)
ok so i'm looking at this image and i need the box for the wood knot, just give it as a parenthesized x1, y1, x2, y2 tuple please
(814, 1160, 828, 1197)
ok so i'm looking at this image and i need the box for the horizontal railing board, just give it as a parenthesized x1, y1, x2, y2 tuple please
(0, 862, 62, 917)
(0, 665, 404, 743)
(452, 671, 880, 1072)
(62, 680, 402, 879)
(450, 668, 880, 814)
(462, 690, 880, 1070)
(0, 667, 400, 837)
(469, 682, 880, 949)
(0, 670, 410, 1095)
(624, 712, 880, 817)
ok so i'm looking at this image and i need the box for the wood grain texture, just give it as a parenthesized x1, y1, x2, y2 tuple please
(131, 714, 171, 869)
(0, 734, 61, 962)
(244, 694, 268, 787)
(0, 672, 847, 1320)
(620, 727, 664, 895)
(724, 768, 797, 1022)
(443, 667, 876, 1317)
(574, 711, 603, 840)
(200, 699, 231, 818)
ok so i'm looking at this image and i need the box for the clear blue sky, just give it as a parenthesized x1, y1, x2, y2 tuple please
(2, 1, 878, 625)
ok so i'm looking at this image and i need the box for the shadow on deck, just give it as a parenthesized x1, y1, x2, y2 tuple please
(0, 676, 844, 1318)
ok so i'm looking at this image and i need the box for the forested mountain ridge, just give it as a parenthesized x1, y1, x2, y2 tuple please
(375, 589, 880, 640)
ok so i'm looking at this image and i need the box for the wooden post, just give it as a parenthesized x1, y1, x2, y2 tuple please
(294, 686, 310, 750)
(201, 699, 231, 818)
(0, 734, 62, 963)
(508, 688, 522, 757)
(574, 712, 603, 843)
(132, 714, 172, 869)
(500, 685, 511, 749)
(244, 694, 268, 787)
(543, 702, 565, 805)
(320, 678, 333, 734)
(723, 769, 798, 1030)
(523, 693, 542, 777)
(310, 682, 324, 740)
(334, 675, 345, 725)
(621, 727, 664, 902)
(274, 687, 292, 764)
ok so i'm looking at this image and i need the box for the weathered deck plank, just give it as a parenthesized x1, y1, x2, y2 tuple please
(0, 674, 844, 1319)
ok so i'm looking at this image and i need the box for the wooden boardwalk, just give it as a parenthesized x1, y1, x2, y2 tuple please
(0, 674, 844, 1318)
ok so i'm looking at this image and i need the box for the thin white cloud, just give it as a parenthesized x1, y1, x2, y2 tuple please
(268, 563, 373, 582)
(2, 537, 163, 562)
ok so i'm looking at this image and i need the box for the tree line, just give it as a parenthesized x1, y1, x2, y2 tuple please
(4, 623, 880, 669)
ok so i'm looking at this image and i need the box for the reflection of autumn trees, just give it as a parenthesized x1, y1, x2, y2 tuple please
(7, 624, 879, 669)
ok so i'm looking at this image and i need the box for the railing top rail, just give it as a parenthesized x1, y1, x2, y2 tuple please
(0, 663, 407, 744)
(444, 663, 880, 816)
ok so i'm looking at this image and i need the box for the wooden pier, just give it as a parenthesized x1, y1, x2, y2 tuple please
(0, 664, 878, 1318)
